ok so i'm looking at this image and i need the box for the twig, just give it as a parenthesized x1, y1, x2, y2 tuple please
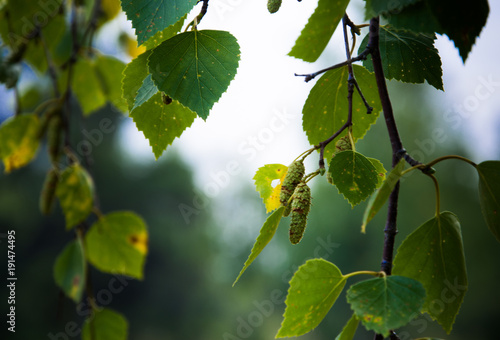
(39, 30, 60, 97)
(185, 0, 209, 31)
(295, 50, 371, 82)
(81, 0, 102, 51)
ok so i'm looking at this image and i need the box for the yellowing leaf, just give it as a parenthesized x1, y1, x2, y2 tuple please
(128, 230, 148, 255)
(85, 211, 149, 280)
(56, 164, 94, 229)
(253, 164, 288, 213)
(0, 113, 40, 173)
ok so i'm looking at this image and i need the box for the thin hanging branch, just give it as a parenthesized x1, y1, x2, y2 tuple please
(314, 14, 373, 172)
(368, 16, 403, 340)
(295, 49, 371, 82)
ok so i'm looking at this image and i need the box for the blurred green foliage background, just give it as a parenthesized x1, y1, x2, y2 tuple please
(1, 79, 499, 340)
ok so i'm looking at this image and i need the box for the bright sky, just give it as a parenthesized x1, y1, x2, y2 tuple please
(118, 0, 500, 194)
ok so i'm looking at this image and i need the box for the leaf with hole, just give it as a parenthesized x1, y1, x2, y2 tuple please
(477, 161, 500, 243)
(393, 212, 467, 333)
(0, 113, 40, 173)
(122, 51, 197, 158)
(276, 259, 347, 338)
(131, 93, 197, 159)
(56, 164, 94, 230)
(288, 0, 350, 62)
(359, 25, 443, 90)
(85, 211, 148, 280)
(253, 164, 288, 213)
(328, 151, 379, 207)
(120, 0, 197, 45)
(362, 158, 405, 232)
(53, 239, 85, 303)
(82, 308, 128, 340)
(347, 275, 426, 337)
(233, 206, 284, 286)
(303, 65, 381, 159)
(148, 30, 240, 120)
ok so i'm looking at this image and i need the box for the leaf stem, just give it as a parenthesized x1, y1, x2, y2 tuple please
(427, 173, 440, 217)
(426, 155, 477, 168)
(343, 270, 381, 280)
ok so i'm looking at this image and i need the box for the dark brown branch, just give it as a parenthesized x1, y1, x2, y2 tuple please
(369, 16, 405, 340)
(186, 0, 209, 30)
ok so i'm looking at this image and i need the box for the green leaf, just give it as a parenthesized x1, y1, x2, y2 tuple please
(53, 239, 85, 303)
(276, 259, 347, 338)
(122, 50, 154, 111)
(425, 0, 489, 62)
(385, 1, 441, 35)
(233, 206, 284, 286)
(303, 65, 381, 159)
(362, 158, 405, 232)
(94, 55, 128, 113)
(71, 59, 107, 115)
(347, 275, 426, 337)
(359, 25, 443, 91)
(0, 113, 40, 173)
(132, 74, 158, 111)
(0, 1, 65, 72)
(131, 94, 197, 159)
(289, 0, 350, 62)
(82, 308, 128, 340)
(85, 211, 148, 280)
(253, 164, 288, 213)
(142, 14, 186, 50)
(367, 157, 387, 189)
(120, 0, 197, 45)
(328, 151, 379, 207)
(122, 50, 197, 158)
(365, 0, 419, 18)
(56, 164, 94, 230)
(63, 55, 127, 115)
(335, 314, 360, 340)
(477, 161, 500, 242)
(148, 30, 240, 120)
(393, 212, 468, 333)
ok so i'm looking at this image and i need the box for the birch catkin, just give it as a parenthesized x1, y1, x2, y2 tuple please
(289, 182, 311, 244)
(280, 159, 305, 217)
